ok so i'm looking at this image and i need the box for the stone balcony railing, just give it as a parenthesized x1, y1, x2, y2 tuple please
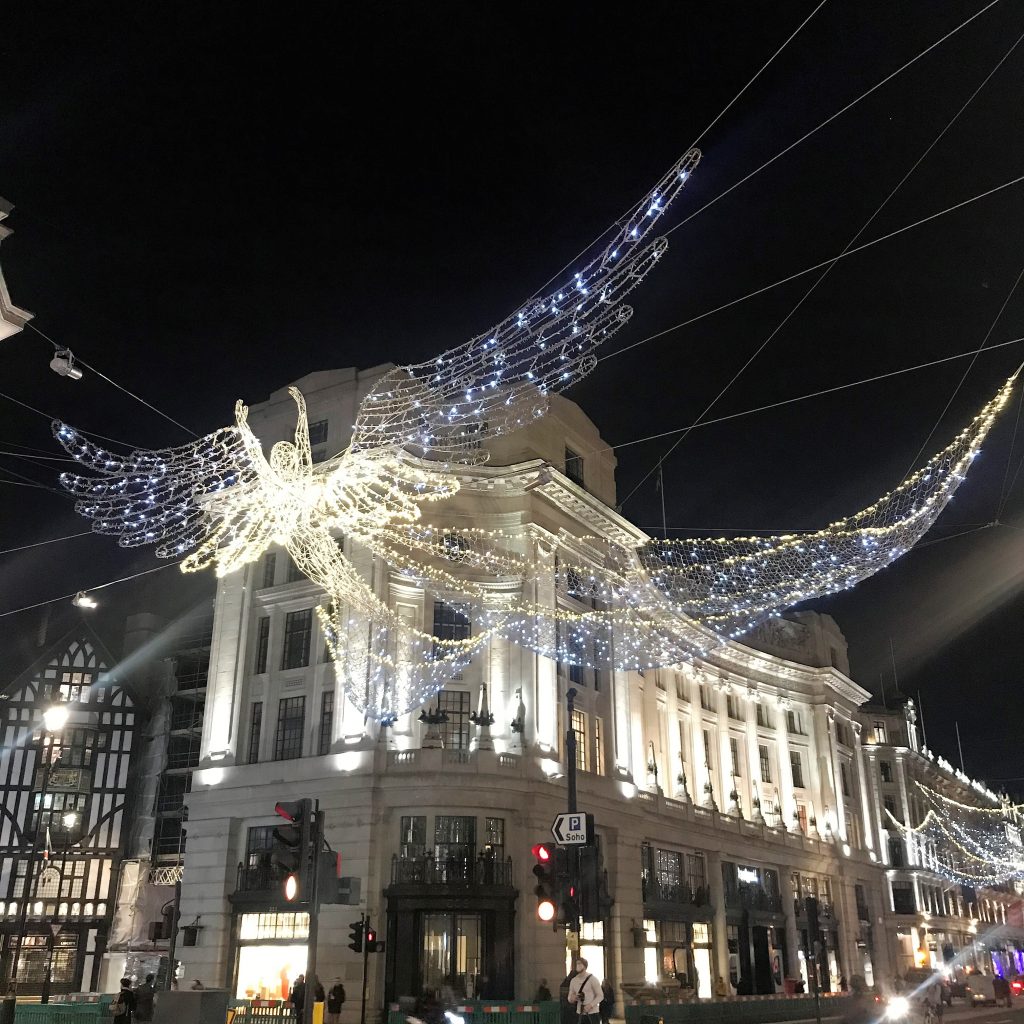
(388, 854, 514, 890)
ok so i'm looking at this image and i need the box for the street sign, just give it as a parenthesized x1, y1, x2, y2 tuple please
(551, 811, 594, 846)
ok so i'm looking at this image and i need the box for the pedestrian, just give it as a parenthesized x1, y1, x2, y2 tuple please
(134, 974, 156, 1023)
(560, 965, 581, 1024)
(567, 958, 603, 1024)
(326, 978, 346, 1024)
(599, 979, 615, 1024)
(191, 980, 205, 991)
(291, 974, 306, 1015)
(111, 977, 137, 1024)
(312, 976, 326, 1005)
(535, 979, 553, 1002)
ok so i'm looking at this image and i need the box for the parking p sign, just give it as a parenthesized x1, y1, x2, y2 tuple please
(551, 811, 595, 846)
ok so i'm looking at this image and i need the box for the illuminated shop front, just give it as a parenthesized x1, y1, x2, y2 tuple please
(233, 912, 309, 1000)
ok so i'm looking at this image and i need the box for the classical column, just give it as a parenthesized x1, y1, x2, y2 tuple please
(707, 849, 730, 983)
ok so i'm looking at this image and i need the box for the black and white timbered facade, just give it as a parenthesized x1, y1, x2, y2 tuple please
(0, 627, 138, 996)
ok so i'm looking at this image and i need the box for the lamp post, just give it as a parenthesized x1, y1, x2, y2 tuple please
(9, 705, 69, 997)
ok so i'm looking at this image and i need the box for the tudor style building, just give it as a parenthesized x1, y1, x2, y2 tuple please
(178, 367, 899, 1015)
(0, 623, 139, 996)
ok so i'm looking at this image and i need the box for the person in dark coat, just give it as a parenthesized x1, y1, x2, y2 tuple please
(291, 975, 306, 1015)
(326, 979, 346, 1024)
(111, 977, 137, 1024)
(599, 979, 615, 1024)
(134, 974, 156, 1023)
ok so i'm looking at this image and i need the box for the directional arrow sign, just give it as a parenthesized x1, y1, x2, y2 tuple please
(551, 811, 595, 846)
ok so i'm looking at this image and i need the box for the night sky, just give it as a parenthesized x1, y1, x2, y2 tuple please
(1, 3, 1023, 785)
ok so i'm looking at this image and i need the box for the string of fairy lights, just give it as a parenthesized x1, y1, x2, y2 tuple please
(887, 780, 1024, 887)
(47, 139, 1023, 720)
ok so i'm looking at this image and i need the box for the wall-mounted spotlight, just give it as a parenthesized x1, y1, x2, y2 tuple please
(50, 348, 83, 380)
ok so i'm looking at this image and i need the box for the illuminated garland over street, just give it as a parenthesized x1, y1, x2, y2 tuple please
(887, 780, 1024, 886)
(50, 139, 1020, 719)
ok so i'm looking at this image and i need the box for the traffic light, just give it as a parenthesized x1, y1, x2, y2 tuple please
(365, 922, 384, 954)
(348, 918, 364, 953)
(579, 844, 613, 922)
(273, 798, 313, 902)
(532, 842, 560, 924)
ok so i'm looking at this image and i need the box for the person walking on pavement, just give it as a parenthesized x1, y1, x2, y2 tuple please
(599, 979, 615, 1024)
(560, 965, 581, 1024)
(291, 974, 307, 1016)
(111, 977, 137, 1024)
(134, 974, 156, 1023)
(567, 958, 603, 1024)
(326, 978, 346, 1024)
(535, 979, 553, 1002)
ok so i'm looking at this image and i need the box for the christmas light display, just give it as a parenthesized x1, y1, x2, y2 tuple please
(887, 780, 1024, 886)
(50, 139, 1020, 720)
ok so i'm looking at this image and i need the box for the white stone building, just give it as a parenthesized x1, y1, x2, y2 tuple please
(179, 367, 896, 1014)
(0, 198, 32, 340)
(856, 700, 1024, 981)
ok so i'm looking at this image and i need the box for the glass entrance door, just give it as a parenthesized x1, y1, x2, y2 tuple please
(421, 913, 484, 999)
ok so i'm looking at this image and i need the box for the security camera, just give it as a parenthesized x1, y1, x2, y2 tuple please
(50, 349, 83, 380)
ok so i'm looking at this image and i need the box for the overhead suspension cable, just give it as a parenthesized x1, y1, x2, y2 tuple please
(597, 172, 1024, 369)
(661, 0, 1004, 243)
(0, 531, 93, 557)
(26, 322, 198, 438)
(619, 28, 1024, 507)
(0, 561, 181, 620)
(526, 0, 830, 299)
(599, 337, 1024, 454)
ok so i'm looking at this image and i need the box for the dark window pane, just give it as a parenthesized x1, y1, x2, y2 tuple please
(400, 816, 426, 860)
(254, 617, 271, 674)
(308, 420, 329, 446)
(564, 447, 584, 487)
(247, 702, 263, 764)
(436, 690, 470, 750)
(318, 691, 333, 756)
(261, 553, 277, 589)
(281, 610, 312, 669)
(274, 696, 305, 760)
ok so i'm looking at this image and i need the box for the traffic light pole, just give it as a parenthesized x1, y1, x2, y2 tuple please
(359, 914, 369, 1024)
(303, 808, 323, 1024)
(564, 687, 580, 934)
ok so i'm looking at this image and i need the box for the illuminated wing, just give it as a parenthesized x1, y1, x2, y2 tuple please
(52, 420, 260, 559)
(638, 372, 1018, 639)
(351, 148, 701, 464)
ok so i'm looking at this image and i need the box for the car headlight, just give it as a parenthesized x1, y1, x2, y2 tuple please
(885, 996, 911, 1019)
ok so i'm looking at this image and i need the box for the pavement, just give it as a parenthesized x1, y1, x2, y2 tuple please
(939, 1005, 1024, 1024)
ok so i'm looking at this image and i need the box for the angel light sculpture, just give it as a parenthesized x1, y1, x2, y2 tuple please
(53, 142, 1018, 720)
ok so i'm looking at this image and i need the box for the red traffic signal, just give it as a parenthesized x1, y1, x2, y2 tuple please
(532, 843, 551, 862)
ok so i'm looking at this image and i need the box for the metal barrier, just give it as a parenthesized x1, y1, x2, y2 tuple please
(624, 995, 853, 1024)
(14, 1000, 112, 1024)
(386, 1001, 560, 1024)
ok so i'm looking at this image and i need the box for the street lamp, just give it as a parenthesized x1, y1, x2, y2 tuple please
(9, 705, 68, 999)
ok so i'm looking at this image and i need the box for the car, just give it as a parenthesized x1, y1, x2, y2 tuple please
(964, 974, 997, 1006)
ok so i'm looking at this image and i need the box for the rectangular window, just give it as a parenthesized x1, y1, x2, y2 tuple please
(318, 691, 333, 756)
(700, 685, 714, 712)
(787, 709, 803, 734)
(245, 826, 275, 872)
(274, 696, 306, 761)
(432, 601, 471, 658)
(281, 609, 312, 669)
(656, 849, 683, 895)
(400, 815, 426, 860)
(686, 852, 706, 892)
(880, 760, 893, 783)
(594, 718, 604, 776)
(702, 729, 714, 775)
(759, 743, 773, 783)
(483, 817, 505, 858)
(836, 722, 851, 747)
(730, 736, 742, 776)
(308, 419, 329, 446)
(571, 708, 588, 772)
(254, 616, 271, 674)
(727, 694, 742, 720)
(286, 557, 306, 584)
(247, 702, 263, 764)
(436, 689, 470, 750)
(434, 815, 476, 864)
(675, 676, 688, 701)
(564, 447, 585, 487)
(756, 703, 772, 729)
(840, 762, 851, 796)
(884, 795, 897, 817)
(797, 803, 808, 835)
(790, 750, 805, 789)
(872, 721, 888, 744)
(261, 553, 277, 589)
